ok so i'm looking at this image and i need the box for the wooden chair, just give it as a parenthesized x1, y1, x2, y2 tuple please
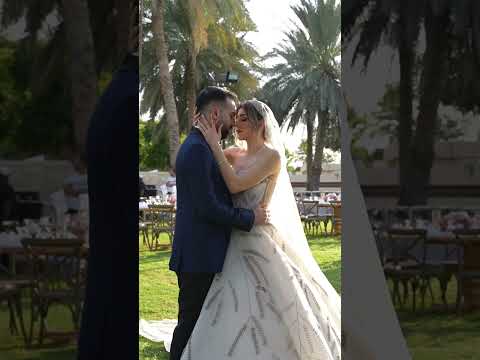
(383, 229, 428, 311)
(150, 205, 175, 249)
(453, 229, 480, 314)
(0, 266, 28, 344)
(316, 205, 334, 236)
(140, 207, 158, 250)
(297, 200, 310, 233)
(303, 201, 319, 235)
(139, 209, 151, 248)
(330, 202, 342, 236)
(299, 201, 328, 236)
(141, 205, 175, 250)
(21, 238, 86, 345)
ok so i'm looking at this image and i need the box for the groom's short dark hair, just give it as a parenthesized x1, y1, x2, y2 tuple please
(195, 86, 238, 114)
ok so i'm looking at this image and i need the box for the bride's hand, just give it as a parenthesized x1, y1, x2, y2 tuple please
(195, 113, 222, 148)
(192, 112, 203, 127)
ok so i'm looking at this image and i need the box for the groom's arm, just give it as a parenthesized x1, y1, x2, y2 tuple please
(184, 144, 255, 232)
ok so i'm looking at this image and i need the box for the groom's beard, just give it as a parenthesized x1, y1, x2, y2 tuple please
(220, 125, 232, 140)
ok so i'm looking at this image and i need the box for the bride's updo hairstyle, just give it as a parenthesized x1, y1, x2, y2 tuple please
(236, 100, 266, 139)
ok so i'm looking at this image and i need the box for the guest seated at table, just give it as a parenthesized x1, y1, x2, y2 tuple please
(64, 154, 88, 214)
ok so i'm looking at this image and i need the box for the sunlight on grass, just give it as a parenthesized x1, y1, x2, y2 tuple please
(0, 302, 77, 359)
(389, 279, 480, 359)
(139, 232, 341, 359)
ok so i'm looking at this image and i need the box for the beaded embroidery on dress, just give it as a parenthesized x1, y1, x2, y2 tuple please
(177, 178, 341, 359)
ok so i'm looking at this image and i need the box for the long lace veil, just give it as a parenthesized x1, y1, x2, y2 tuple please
(243, 99, 341, 344)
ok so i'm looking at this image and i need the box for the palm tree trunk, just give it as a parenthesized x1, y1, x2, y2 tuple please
(305, 110, 314, 190)
(474, 2, 480, 63)
(153, 0, 180, 168)
(140, 0, 144, 65)
(62, 0, 97, 156)
(397, 8, 415, 206)
(311, 111, 328, 191)
(114, 0, 131, 66)
(408, 6, 449, 205)
(185, 45, 197, 131)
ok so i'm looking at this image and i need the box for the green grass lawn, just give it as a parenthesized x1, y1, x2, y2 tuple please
(139, 232, 341, 360)
(400, 309, 480, 360)
(389, 278, 480, 359)
(5, 228, 478, 360)
(0, 301, 77, 359)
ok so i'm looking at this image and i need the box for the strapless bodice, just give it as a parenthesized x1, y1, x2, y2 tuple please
(231, 173, 268, 209)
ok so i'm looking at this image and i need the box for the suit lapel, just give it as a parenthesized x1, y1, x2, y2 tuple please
(188, 127, 231, 198)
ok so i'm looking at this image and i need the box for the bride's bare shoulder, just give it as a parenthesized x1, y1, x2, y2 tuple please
(263, 147, 281, 166)
(254, 147, 281, 177)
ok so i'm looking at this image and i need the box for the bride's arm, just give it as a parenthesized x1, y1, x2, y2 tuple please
(210, 142, 280, 194)
(195, 115, 280, 194)
(260, 173, 278, 206)
(223, 147, 239, 165)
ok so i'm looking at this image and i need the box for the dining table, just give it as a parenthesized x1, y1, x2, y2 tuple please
(0, 233, 27, 275)
(0, 225, 88, 276)
(386, 225, 480, 310)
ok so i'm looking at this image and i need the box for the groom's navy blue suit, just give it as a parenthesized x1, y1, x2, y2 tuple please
(168, 128, 254, 360)
(169, 128, 255, 273)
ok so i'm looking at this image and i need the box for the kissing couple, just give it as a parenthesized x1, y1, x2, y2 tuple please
(159, 86, 341, 359)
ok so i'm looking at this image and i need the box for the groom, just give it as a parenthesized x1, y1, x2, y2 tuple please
(169, 86, 269, 360)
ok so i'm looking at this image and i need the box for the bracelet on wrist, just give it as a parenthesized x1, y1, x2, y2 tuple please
(217, 158, 228, 166)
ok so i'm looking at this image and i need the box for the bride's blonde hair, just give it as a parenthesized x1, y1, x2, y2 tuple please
(235, 100, 266, 139)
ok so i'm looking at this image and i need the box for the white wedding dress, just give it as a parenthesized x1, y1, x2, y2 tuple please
(140, 176, 341, 360)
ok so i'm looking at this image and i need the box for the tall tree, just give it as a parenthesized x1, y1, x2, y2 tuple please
(182, 0, 209, 130)
(1, 0, 138, 156)
(343, 0, 480, 204)
(140, 0, 260, 151)
(152, 0, 179, 167)
(172, 0, 257, 129)
(139, 0, 144, 65)
(263, 0, 341, 190)
(61, 0, 97, 154)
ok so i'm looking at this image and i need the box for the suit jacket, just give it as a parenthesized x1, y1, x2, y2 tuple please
(77, 54, 138, 360)
(169, 129, 255, 273)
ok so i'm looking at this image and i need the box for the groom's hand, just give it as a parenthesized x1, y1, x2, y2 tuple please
(254, 204, 270, 225)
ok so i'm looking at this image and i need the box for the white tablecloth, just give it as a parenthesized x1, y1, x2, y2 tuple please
(0, 232, 22, 248)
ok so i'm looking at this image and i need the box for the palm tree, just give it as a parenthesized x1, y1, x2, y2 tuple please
(139, 0, 144, 65)
(152, 0, 180, 168)
(169, 0, 258, 129)
(140, 0, 260, 131)
(343, 0, 480, 204)
(1, 0, 137, 155)
(61, 0, 97, 154)
(181, 0, 211, 130)
(343, 0, 422, 204)
(141, 0, 258, 132)
(262, 0, 341, 190)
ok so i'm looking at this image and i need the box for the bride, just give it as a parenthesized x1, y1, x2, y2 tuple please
(142, 99, 341, 359)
